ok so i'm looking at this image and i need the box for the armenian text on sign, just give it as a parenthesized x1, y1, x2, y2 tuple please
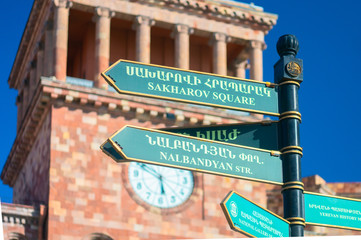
(221, 191, 290, 238)
(305, 192, 361, 231)
(105, 126, 283, 185)
(102, 60, 279, 115)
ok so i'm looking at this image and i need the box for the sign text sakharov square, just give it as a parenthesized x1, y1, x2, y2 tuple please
(102, 60, 279, 116)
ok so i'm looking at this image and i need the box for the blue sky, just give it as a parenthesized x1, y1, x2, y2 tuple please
(1, 1, 361, 203)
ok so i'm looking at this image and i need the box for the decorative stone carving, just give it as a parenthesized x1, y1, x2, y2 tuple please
(210, 32, 231, 44)
(134, 15, 155, 27)
(53, 0, 72, 8)
(173, 24, 194, 35)
(250, 40, 267, 50)
(95, 7, 114, 18)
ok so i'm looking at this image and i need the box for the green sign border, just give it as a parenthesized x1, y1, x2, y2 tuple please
(305, 191, 361, 231)
(104, 125, 283, 186)
(101, 59, 280, 116)
(220, 190, 290, 238)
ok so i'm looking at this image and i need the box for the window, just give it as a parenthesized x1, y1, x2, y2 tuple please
(8, 232, 27, 240)
(84, 233, 113, 240)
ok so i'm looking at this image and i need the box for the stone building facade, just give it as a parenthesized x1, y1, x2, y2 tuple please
(1, 0, 360, 239)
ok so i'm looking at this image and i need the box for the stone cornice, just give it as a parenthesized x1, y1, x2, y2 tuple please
(71, 0, 276, 41)
(71, 0, 278, 27)
(1, 79, 51, 186)
(8, 0, 51, 89)
(162, 0, 277, 26)
(1, 77, 262, 186)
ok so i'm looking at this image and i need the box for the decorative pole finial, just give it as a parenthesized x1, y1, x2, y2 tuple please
(276, 34, 299, 57)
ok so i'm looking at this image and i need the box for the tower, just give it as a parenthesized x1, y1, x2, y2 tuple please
(1, 0, 281, 239)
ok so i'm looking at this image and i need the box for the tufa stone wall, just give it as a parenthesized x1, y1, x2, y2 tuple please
(12, 111, 51, 206)
(45, 103, 274, 239)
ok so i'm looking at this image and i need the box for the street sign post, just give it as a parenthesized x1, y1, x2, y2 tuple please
(100, 35, 307, 237)
(305, 192, 361, 231)
(275, 35, 305, 236)
(101, 60, 279, 116)
(162, 121, 278, 151)
(221, 190, 290, 238)
(104, 125, 283, 185)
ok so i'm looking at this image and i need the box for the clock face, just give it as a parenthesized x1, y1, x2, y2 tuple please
(128, 162, 194, 209)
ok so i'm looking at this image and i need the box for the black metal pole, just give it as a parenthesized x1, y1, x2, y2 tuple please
(274, 34, 305, 237)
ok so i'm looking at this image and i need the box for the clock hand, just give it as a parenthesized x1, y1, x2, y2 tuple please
(163, 180, 182, 200)
(138, 163, 166, 194)
(138, 163, 161, 179)
(141, 163, 160, 175)
(159, 176, 165, 194)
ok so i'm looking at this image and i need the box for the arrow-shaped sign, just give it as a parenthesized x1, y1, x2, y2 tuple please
(103, 125, 283, 185)
(101, 121, 279, 162)
(221, 190, 290, 238)
(305, 192, 361, 231)
(102, 59, 279, 116)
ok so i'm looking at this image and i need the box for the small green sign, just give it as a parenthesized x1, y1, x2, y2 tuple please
(104, 125, 283, 185)
(162, 121, 278, 151)
(305, 192, 361, 231)
(221, 191, 290, 238)
(102, 60, 279, 116)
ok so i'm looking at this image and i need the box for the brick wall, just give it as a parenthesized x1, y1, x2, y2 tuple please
(45, 103, 276, 239)
(8, 101, 361, 239)
(13, 112, 51, 206)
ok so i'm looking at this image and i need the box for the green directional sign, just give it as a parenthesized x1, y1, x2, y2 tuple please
(100, 140, 126, 162)
(102, 59, 279, 116)
(162, 121, 278, 151)
(101, 121, 278, 162)
(221, 191, 290, 238)
(305, 192, 361, 231)
(104, 125, 283, 185)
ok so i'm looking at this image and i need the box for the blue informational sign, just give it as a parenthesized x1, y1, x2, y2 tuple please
(221, 191, 290, 238)
(102, 60, 279, 116)
(104, 125, 283, 185)
(305, 192, 361, 231)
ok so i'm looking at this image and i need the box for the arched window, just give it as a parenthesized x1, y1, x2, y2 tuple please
(84, 233, 113, 240)
(8, 232, 27, 240)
